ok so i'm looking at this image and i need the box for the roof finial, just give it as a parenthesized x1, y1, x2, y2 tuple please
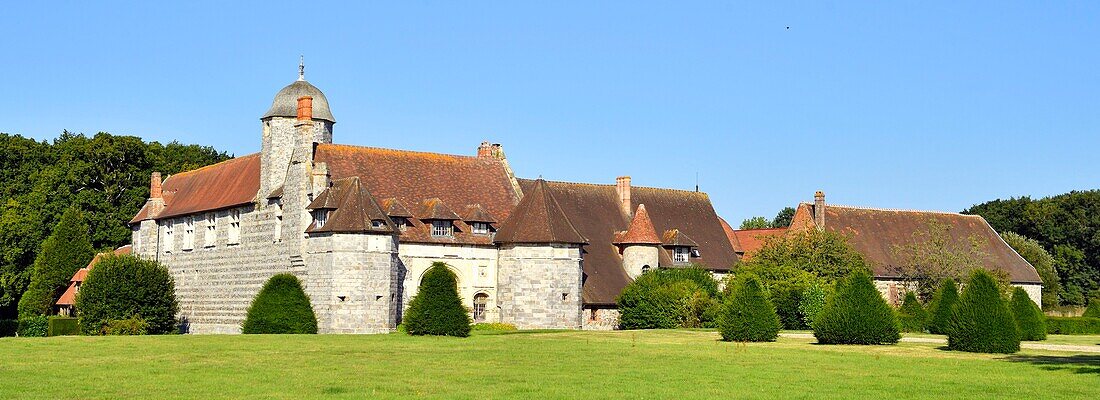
(298, 55, 305, 81)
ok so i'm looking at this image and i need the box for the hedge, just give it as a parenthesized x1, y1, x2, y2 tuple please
(1009, 287, 1046, 341)
(947, 270, 1019, 353)
(0, 319, 17, 337)
(927, 278, 958, 335)
(77, 254, 178, 335)
(242, 274, 318, 334)
(719, 275, 781, 342)
(618, 270, 712, 329)
(104, 316, 150, 335)
(18, 315, 48, 337)
(1046, 317, 1100, 335)
(47, 317, 80, 336)
(471, 323, 518, 332)
(812, 270, 900, 345)
(897, 292, 927, 333)
(404, 263, 471, 337)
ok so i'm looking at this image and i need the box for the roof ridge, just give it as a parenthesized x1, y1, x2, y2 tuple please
(165, 153, 259, 181)
(319, 143, 486, 161)
(532, 178, 707, 196)
(732, 227, 788, 232)
(806, 202, 982, 217)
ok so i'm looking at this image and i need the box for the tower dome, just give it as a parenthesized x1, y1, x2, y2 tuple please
(261, 75, 335, 123)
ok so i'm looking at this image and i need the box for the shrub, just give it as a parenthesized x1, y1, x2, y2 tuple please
(47, 316, 80, 336)
(799, 282, 831, 328)
(897, 292, 927, 333)
(947, 270, 1020, 353)
(103, 316, 149, 335)
(1009, 287, 1046, 341)
(618, 269, 717, 329)
(76, 255, 179, 335)
(811, 270, 900, 345)
(1083, 299, 1100, 318)
(927, 278, 959, 335)
(18, 315, 48, 337)
(719, 275, 781, 342)
(0, 319, 17, 337)
(1045, 317, 1100, 335)
(242, 274, 318, 334)
(471, 323, 517, 332)
(404, 263, 471, 337)
(735, 263, 817, 329)
(16, 208, 95, 318)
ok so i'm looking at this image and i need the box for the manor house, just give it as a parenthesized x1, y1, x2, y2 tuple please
(128, 72, 738, 333)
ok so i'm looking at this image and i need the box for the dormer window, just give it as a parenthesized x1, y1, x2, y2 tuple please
(471, 222, 491, 235)
(314, 210, 329, 229)
(392, 217, 409, 231)
(371, 219, 386, 229)
(673, 247, 690, 263)
(431, 220, 453, 237)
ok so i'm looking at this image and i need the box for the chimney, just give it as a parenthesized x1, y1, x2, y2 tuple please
(814, 191, 826, 230)
(150, 172, 162, 199)
(296, 96, 313, 121)
(477, 141, 506, 160)
(616, 176, 632, 217)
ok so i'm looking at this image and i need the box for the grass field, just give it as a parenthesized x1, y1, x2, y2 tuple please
(1, 330, 1097, 399)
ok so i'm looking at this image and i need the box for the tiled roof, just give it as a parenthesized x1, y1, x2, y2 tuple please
(613, 205, 662, 245)
(495, 179, 587, 245)
(306, 177, 396, 234)
(789, 203, 1042, 283)
(130, 154, 261, 223)
(662, 229, 699, 247)
(380, 198, 414, 218)
(57, 245, 132, 306)
(418, 198, 461, 220)
(728, 228, 787, 261)
(462, 204, 498, 223)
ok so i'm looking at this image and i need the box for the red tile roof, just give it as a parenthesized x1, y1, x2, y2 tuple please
(662, 229, 699, 247)
(789, 203, 1041, 283)
(729, 228, 787, 261)
(462, 204, 498, 223)
(306, 177, 396, 234)
(495, 179, 587, 245)
(613, 205, 662, 245)
(130, 155, 261, 223)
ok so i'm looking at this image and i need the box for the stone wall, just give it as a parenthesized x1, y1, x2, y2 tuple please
(621, 245, 658, 279)
(874, 278, 1043, 309)
(497, 243, 583, 329)
(304, 233, 400, 333)
(582, 307, 620, 330)
(398, 243, 500, 323)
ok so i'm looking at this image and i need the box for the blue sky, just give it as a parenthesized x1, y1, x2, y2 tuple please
(2, 2, 1097, 224)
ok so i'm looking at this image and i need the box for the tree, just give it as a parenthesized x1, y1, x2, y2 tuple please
(16, 208, 94, 317)
(740, 216, 772, 230)
(1009, 287, 1046, 341)
(947, 270, 1020, 353)
(897, 292, 927, 333)
(1001, 231, 1060, 308)
(891, 220, 987, 301)
(404, 263, 471, 337)
(618, 268, 719, 329)
(772, 207, 796, 228)
(1052, 245, 1096, 306)
(812, 270, 900, 345)
(719, 275, 781, 342)
(927, 278, 959, 335)
(798, 281, 832, 328)
(76, 254, 178, 335)
(242, 274, 318, 334)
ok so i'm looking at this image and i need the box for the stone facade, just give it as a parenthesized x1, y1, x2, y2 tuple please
(497, 244, 584, 329)
(582, 308, 620, 330)
(621, 245, 658, 279)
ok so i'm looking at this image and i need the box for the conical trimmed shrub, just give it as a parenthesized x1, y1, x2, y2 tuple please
(947, 270, 1019, 353)
(897, 292, 927, 333)
(17, 208, 94, 318)
(1009, 287, 1046, 341)
(242, 274, 317, 334)
(927, 278, 959, 335)
(404, 263, 471, 337)
(812, 270, 900, 345)
(1083, 299, 1100, 318)
(719, 275, 781, 342)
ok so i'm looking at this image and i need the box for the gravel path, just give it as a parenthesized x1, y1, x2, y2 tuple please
(778, 332, 1100, 353)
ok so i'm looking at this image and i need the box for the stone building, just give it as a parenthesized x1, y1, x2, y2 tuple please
(127, 71, 738, 333)
(728, 191, 1043, 307)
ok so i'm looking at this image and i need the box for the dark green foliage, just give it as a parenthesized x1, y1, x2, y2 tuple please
(1045, 317, 1100, 334)
(1009, 287, 1046, 341)
(772, 207, 796, 228)
(897, 292, 927, 333)
(618, 267, 719, 329)
(0, 132, 229, 319)
(927, 278, 959, 335)
(16, 208, 94, 318)
(242, 274, 318, 334)
(735, 263, 817, 330)
(1083, 299, 1100, 318)
(1001, 232, 1061, 308)
(103, 316, 150, 335)
(812, 270, 900, 345)
(404, 263, 471, 337)
(947, 270, 1020, 353)
(0, 319, 16, 337)
(719, 275, 781, 342)
(740, 216, 772, 230)
(17, 315, 47, 337)
(47, 316, 80, 336)
(76, 255, 178, 335)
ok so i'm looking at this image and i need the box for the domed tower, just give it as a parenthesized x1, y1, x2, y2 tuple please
(259, 60, 335, 200)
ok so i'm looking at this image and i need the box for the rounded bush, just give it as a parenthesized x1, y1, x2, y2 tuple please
(947, 270, 1020, 353)
(897, 292, 928, 333)
(927, 278, 959, 335)
(812, 270, 900, 345)
(1009, 287, 1046, 341)
(404, 263, 471, 337)
(17, 315, 48, 337)
(719, 275, 781, 342)
(76, 254, 178, 335)
(242, 274, 318, 334)
(618, 270, 713, 329)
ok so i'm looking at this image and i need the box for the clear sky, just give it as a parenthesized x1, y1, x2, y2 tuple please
(2, 2, 1097, 224)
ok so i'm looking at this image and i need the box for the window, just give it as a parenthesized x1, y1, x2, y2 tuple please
(471, 222, 491, 235)
(133, 226, 142, 251)
(228, 210, 241, 244)
(393, 217, 409, 231)
(182, 216, 195, 250)
(313, 210, 329, 229)
(163, 220, 174, 253)
(431, 220, 453, 237)
(589, 308, 599, 322)
(371, 219, 386, 229)
(472, 293, 489, 321)
(641, 265, 651, 274)
(674, 247, 690, 263)
(273, 214, 282, 242)
(204, 213, 216, 247)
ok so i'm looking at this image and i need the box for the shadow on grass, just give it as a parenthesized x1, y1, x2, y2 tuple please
(1004, 354, 1100, 375)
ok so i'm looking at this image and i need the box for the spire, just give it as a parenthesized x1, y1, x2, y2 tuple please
(298, 55, 305, 81)
(494, 179, 587, 244)
(614, 204, 662, 245)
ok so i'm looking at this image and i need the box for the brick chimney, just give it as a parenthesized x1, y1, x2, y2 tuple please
(814, 191, 826, 230)
(150, 172, 162, 199)
(296, 96, 313, 121)
(477, 141, 506, 160)
(617, 176, 632, 217)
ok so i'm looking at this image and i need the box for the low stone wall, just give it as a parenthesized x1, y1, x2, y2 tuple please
(582, 308, 620, 330)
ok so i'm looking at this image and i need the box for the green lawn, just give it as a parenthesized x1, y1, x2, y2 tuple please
(1, 330, 1097, 399)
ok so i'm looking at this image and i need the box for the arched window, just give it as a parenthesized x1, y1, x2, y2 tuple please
(472, 293, 489, 321)
(641, 265, 651, 274)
